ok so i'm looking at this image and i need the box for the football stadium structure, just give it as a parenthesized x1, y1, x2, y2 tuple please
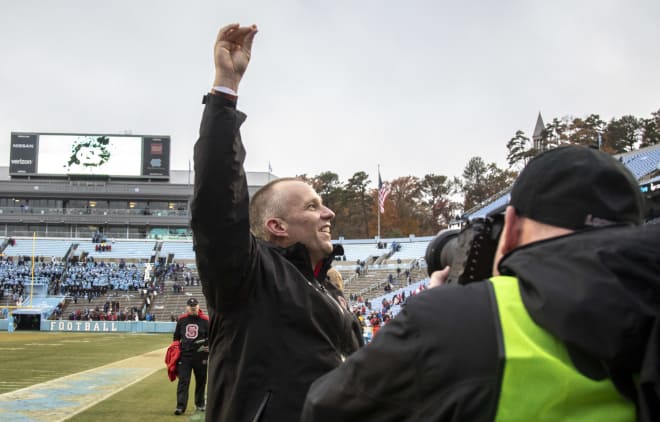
(1, 132, 658, 333)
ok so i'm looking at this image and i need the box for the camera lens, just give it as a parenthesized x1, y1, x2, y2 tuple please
(425, 229, 459, 276)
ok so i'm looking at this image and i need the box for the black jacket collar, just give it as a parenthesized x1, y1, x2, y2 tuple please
(276, 243, 344, 283)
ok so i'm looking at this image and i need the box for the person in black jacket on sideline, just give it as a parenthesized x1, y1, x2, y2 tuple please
(190, 23, 362, 422)
(173, 298, 209, 416)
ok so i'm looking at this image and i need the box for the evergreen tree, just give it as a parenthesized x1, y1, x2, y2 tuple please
(506, 130, 533, 170)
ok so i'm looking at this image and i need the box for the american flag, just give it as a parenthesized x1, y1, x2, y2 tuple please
(378, 171, 390, 214)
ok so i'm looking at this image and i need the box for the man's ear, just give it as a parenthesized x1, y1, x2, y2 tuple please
(492, 206, 522, 276)
(265, 217, 288, 239)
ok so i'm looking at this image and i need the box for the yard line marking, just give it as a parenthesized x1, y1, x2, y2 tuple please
(0, 347, 167, 422)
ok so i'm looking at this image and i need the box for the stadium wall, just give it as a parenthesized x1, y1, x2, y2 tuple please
(42, 320, 175, 333)
(0, 319, 175, 333)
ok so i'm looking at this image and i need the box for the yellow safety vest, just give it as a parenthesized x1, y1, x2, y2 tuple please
(491, 275, 635, 421)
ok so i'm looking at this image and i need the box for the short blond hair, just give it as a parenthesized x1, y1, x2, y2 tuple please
(249, 177, 300, 241)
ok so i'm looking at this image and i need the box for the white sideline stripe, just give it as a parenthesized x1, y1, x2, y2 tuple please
(60, 348, 168, 422)
(0, 347, 168, 422)
(0, 347, 166, 397)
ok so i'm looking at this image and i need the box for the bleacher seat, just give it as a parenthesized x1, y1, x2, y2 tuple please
(340, 243, 387, 261)
(3, 238, 72, 259)
(160, 241, 195, 260)
(618, 145, 660, 179)
(390, 240, 432, 260)
(76, 240, 156, 260)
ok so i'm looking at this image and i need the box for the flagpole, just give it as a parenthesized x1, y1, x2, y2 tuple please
(30, 231, 36, 307)
(377, 164, 381, 241)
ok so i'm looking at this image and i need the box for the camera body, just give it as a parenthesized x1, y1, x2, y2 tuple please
(425, 213, 505, 284)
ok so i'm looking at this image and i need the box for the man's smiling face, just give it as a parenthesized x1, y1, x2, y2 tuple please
(275, 180, 335, 265)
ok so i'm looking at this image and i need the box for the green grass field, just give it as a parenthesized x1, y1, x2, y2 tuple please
(0, 331, 206, 421)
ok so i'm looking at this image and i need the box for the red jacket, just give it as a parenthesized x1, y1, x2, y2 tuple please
(165, 340, 181, 381)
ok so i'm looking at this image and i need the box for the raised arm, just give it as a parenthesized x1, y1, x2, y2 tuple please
(191, 24, 258, 310)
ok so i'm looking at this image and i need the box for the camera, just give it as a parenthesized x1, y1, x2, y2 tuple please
(425, 212, 505, 284)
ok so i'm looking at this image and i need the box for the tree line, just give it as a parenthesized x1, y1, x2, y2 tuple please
(507, 108, 660, 169)
(300, 108, 658, 239)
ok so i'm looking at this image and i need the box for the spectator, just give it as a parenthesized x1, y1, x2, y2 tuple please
(302, 146, 660, 421)
(190, 23, 362, 422)
(326, 268, 345, 294)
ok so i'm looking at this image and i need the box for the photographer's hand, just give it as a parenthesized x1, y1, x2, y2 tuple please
(429, 266, 450, 288)
(213, 23, 258, 92)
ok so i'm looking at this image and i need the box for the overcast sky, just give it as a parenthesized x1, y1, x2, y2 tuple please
(1, 0, 658, 186)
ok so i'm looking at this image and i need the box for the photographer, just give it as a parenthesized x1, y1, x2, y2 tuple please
(302, 145, 660, 421)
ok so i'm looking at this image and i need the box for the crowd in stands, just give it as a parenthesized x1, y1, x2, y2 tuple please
(2, 249, 427, 329)
(95, 243, 112, 252)
(163, 263, 199, 294)
(2, 253, 205, 323)
(48, 289, 160, 322)
(1, 258, 65, 305)
(60, 304, 142, 321)
(0, 256, 163, 321)
(57, 261, 146, 296)
(349, 281, 429, 343)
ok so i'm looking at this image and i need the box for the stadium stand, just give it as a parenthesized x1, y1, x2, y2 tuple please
(2, 238, 72, 260)
(160, 241, 196, 261)
(1, 260, 64, 293)
(61, 261, 146, 291)
(350, 279, 430, 343)
(75, 240, 156, 261)
(337, 256, 427, 300)
(618, 144, 660, 179)
(339, 242, 386, 262)
(388, 238, 433, 260)
(1, 143, 657, 332)
(366, 278, 429, 317)
(150, 282, 208, 322)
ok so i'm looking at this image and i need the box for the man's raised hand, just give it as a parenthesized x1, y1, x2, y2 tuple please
(213, 23, 258, 92)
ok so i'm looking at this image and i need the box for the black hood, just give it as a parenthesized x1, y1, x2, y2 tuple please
(498, 223, 660, 418)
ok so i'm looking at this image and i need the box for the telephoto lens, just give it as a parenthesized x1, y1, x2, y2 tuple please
(425, 229, 459, 276)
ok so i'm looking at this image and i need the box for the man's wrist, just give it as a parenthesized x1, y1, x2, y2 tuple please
(213, 86, 238, 97)
(203, 89, 237, 107)
(213, 75, 240, 92)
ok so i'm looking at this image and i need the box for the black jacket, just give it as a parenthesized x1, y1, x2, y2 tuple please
(302, 224, 660, 421)
(173, 312, 210, 357)
(191, 94, 362, 422)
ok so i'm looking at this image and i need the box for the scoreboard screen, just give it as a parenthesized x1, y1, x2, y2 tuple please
(9, 132, 170, 179)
